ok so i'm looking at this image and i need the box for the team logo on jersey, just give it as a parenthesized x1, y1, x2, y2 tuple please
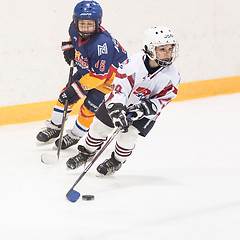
(82, 84, 90, 90)
(119, 59, 129, 69)
(133, 87, 151, 100)
(75, 50, 89, 69)
(98, 43, 108, 56)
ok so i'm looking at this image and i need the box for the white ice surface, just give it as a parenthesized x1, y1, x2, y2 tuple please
(0, 94, 240, 240)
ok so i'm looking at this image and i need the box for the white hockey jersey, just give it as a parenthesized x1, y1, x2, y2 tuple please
(105, 51, 181, 121)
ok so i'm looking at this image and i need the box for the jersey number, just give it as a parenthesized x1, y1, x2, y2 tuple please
(95, 60, 106, 72)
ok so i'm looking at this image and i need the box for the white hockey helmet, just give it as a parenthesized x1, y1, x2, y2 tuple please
(143, 26, 179, 67)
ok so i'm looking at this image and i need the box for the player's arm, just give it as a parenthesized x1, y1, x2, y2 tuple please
(128, 77, 179, 121)
(105, 72, 132, 131)
(105, 64, 135, 106)
(61, 37, 75, 65)
(59, 46, 114, 104)
(104, 67, 136, 130)
(151, 80, 178, 112)
(78, 37, 116, 91)
(78, 70, 109, 91)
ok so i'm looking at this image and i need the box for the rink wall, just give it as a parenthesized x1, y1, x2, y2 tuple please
(1, 0, 240, 126)
(1, 75, 240, 126)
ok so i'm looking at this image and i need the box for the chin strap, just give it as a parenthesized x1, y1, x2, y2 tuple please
(155, 58, 173, 67)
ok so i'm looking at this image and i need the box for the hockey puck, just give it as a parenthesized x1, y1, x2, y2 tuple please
(82, 195, 94, 201)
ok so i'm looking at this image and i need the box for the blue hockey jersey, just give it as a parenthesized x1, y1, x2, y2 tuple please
(68, 22, 127, 94)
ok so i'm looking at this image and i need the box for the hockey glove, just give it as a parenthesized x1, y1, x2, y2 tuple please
(59, 82, 87, 105)
(127, 99, 157, 121)
(107, 103, 129, 131)
(61, 41, 75, 65)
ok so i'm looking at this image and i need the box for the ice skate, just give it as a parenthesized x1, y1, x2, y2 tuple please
(55, 130, 80, 150)
(97, 152, 123, 176)
(66, 145, 96, 169)
(36, 120, 61, 143)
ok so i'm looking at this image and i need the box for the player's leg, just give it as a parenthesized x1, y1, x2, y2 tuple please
(96, 125, 139, 175)
(56, 88, 106, 149)
(66, 115, 113, 169)
(36, 72, 81, 143)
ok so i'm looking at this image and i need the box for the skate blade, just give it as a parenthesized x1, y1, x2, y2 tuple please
(95, 171, 115, 177)
(95, 172, 106, 177)
(36, 138, 56, 146)
(65, 166, 75, 171)
(41, 153, 59, 164)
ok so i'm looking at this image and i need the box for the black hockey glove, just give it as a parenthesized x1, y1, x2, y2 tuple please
(107, 103, 129, 131)
(59, 82, 87, 105)
(61, 41, 75, 65)
(127, 99, 157, 121)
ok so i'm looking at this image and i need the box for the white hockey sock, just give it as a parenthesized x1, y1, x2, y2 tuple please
(114, 142, 135, 163)
(51, 105, 72, 125)
(84, 132, 107, 153)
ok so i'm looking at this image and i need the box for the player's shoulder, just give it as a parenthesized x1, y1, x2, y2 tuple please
(117, 52, 144, 75)
(69, 21, 78, 37)
(91, 27, 114, 46)
(124, 51, 145, 66)
(130, 51, 145, 60)
(86, 27, 115, 57)
(166, 63, 179, 75)
(161, 64, 180, 85)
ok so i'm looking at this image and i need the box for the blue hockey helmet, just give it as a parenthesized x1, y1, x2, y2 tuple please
(73, 1, 103, 37)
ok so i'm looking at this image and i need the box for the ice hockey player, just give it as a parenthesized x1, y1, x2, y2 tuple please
(66, 26, 181, 175)
(36, 1, 127, 149)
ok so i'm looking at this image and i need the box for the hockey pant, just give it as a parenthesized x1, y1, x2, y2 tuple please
(83, 116, 139, 163)
(96, 101, 156, 137)
(51, 88, 105, 137)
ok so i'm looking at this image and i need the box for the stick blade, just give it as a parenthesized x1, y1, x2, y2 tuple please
(41, 153, 59, 164)
(66, 190, 81, 202)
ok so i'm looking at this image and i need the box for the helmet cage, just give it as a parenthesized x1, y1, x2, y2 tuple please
(143, 26, 179, 67)
(146, 42, 179, 67)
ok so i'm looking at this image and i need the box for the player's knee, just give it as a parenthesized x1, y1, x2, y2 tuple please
(84, 89, 105, 113)
(117, 126, 139, 149)
(88, 117, 113, 139)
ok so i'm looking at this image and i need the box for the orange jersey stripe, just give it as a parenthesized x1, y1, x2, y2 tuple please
(80, 65, 117, 93)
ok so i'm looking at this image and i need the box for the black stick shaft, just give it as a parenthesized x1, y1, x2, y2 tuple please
(67, 126, 121, 194)
(57, 60, 74, 159)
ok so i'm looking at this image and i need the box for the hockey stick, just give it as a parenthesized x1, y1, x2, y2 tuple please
(66, 125, 122, 202)
(41, 60, 74, 164)
(66, 114, 133, 202)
